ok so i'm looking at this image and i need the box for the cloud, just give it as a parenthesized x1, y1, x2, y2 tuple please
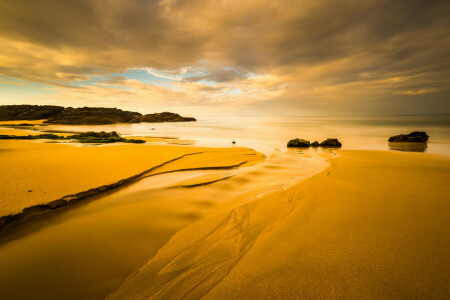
(0, 0, 449, 115)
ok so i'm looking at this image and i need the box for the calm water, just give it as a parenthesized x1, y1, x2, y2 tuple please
(43, 115, 450, 155)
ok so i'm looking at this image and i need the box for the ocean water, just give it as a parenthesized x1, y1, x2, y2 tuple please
(43, 115, 450, 155)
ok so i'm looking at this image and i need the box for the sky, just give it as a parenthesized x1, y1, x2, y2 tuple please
(0, 0, 449, 117)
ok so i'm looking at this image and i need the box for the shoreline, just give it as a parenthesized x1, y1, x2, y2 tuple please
(0, 138, 265, 231)
(108, 150, 450, 299)
(0, 152, 204, 230)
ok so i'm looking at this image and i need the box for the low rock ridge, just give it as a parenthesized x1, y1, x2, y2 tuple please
(287, 138, 342, 148)
(0, 131, 146, 144)
(388, 131, 429, 143)
(0, 105, 196, 125)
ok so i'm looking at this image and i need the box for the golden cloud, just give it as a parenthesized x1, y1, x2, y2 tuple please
(0, 0, 449, 114)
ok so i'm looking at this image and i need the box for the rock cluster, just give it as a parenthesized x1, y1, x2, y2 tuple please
(388, 131, 429, 143)
(0, 131, 145, 144)
(287, 138, 342, 148)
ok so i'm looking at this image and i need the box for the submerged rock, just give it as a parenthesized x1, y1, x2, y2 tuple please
(287, 138, 310, 147)
(320, 138, 342, 147)
(388, 131, 429, 143)
(0, 131, 146, 144)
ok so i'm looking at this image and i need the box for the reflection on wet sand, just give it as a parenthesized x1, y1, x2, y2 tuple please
(389, 142, 428, 152)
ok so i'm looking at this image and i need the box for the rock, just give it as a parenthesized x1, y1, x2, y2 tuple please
(232, 141, 236, 144)
(44, 107, 142, 125)
(388, 131, 429, 143)
(311, 141, 320, 147)
(287, 138, 310, 147)
(22, 205, 50, 216)
(0, 131, 146, 144)
(320, 138, 342, 147)
(0, 105, 64, 121)
(47, 199, 68, 209)
(126, 139, 146, 144)
(141, 112, 196, 123)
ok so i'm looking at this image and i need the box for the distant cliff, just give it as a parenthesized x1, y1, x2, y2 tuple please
(0, 105, 196, 125)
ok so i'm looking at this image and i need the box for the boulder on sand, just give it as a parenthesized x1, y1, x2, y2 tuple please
(388, 131, 429, 143)
(287, 138, 310, 147)
(311, 141, 320, 147)
(320, 138, 342, 147)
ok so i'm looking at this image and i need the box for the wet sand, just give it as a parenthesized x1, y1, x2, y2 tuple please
(0, 139, 264, 217)
(109, 150, 450, 299)
(0, 140, 327, 300)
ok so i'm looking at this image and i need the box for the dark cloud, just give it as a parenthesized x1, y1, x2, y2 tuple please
(0, 0, 449, 114)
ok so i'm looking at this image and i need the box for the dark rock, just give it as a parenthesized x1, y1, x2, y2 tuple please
(47, 199, 68, 209)
(0, 215, 15, 227)
(44, 107, 142, 125)
(287, 138, 310, 147)
(320, 138, 342, 147)
(0, 123, 36, 127)
(22, 205, 50, 216)
(0, 131, 146, 144)
(0, 105, 64, 121)
(141, 112, 196, 123)
(232, 141, 236, 144)
(126, 139, 146, 144)
(311, 141, 320, 147)
(388, 131, 429, 143)
(0, 134, 64, 140)
(66, 131, 146, 144)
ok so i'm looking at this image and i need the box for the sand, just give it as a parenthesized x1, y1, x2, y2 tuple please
(0, 140, 264, 217)
(109, 150, 450, 299)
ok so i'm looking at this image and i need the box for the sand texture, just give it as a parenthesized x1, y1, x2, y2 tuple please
(109, 150, 450, 299)
(0, 140, 264, 217)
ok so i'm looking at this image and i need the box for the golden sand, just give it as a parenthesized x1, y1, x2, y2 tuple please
(109, 150, 450, 299)
(0, 140, 264, 217)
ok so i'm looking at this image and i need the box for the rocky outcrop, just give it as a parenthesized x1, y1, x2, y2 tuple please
(0, 131, 145, 144)
(287, 138, 310, 147)
(287, 138, 342, 148)
(0, 105, 64, 121)
(388, 131, 429, 143)
(141, 112, 196, 122)
(0, 105, 196, 125)
(44, 107, 142, 125)
(68, 131, 145, 143)
(320, 138, 342, 147)
(0, 134, 63, 140)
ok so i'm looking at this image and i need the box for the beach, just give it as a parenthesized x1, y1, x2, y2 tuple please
(0, 120, 449, 299)
(0, 138, 264, 218)
(109, 150, 450, 299)
(2, 1, 449, 298)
